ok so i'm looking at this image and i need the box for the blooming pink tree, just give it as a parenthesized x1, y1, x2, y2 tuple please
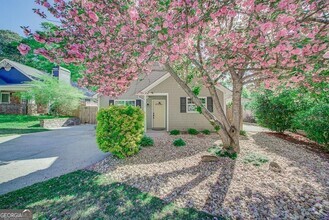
(21, 0, 328, 153)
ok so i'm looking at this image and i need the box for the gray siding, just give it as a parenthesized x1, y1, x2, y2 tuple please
(149, 76, 224, 131)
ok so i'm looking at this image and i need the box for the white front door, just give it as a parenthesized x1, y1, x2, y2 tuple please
(152, 100, 166, 129)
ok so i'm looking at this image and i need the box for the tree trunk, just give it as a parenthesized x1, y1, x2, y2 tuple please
(229, 79, 243, 153)
(164, 63, 243, 154)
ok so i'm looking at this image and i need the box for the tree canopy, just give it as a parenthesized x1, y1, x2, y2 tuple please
(21, 0, 328, 153)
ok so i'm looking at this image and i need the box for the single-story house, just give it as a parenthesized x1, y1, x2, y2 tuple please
(0, 59, 95, 114)
(97, 64, 233, 131)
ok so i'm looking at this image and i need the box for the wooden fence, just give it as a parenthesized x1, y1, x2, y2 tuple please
(77, 106, 98, 124)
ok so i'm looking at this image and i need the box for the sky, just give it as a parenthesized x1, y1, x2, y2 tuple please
(0, 0, 58, 36)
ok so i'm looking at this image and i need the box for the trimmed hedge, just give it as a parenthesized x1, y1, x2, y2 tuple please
(173, 138, 186, 147)
(187, 128, 199, 135)
(140, 135, 154, 147)
(96, 106, 144, 158)
(170, 129, 180, 135)
(201, 129, 211, 135)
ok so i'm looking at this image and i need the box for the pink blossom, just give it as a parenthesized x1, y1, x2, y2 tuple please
(323, 51, 329, 59)
(17, 44, 31, 55)
(100, 27, 106, 36)
(33, 33, 46, 43)
(291, 48, 302, 55)
(158, 33, 168, 41)
(43, 1, 51, 8)
(88, 11, 99, 23)
(128, 8, 139, 21)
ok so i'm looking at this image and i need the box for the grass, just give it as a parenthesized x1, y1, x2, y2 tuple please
(0, 170, 218, 219)
(0, 114, 62, 136)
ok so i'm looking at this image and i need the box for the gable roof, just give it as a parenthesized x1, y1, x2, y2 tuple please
(98, 63, 232, 98)
(0, 59, 45, 80)
(100, 64, 167, 99)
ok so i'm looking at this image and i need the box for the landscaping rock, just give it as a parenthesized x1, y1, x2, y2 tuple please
(89, 132, 329, 220)
(201, 155, 219, 162)
(269, 161, 282, 173)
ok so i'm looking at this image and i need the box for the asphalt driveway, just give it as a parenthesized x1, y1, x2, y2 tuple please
(0, 125, 108, 195)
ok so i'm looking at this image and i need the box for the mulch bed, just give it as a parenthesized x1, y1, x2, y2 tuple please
(265, 132, 329, 158)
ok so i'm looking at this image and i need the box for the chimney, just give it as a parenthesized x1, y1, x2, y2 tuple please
(52, 66, 71, 84)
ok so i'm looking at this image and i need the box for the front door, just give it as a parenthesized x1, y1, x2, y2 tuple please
(152, 99, 166, 129)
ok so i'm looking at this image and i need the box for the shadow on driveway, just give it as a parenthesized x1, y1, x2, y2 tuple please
(0, 125, 108, 195)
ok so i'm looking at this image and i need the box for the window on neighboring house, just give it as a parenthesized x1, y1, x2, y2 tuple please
(114, 100, 136, 106)
(186, 97, 206, 113)
(0, 93, 10, 104)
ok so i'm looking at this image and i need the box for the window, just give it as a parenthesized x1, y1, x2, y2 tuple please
(187, 97, 206, 113)
(114, 100, 136, 106)
(0, 93, 10, 104)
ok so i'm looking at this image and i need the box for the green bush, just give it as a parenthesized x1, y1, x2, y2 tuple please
(293, 104, 329, 149)
(201, 129, 211, 135)
(251, 90, 300, 133)
(187, 128, 199, 135)
(239, 130, 247, 136)
(170, 129, 180, 135)
(243, 153, 269, 166)
(96, 106, 144, 158)
(173, 138, 186, 147)
(140, 135, 154, 147)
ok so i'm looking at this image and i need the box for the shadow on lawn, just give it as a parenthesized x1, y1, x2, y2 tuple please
(0, 170, 218, 220)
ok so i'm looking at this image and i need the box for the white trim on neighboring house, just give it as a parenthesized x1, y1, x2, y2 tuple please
(0, 59, 34, 81)
(0, 84, 32, 91)
(138, 73, 170, 94)
(0, 92, 10, 104)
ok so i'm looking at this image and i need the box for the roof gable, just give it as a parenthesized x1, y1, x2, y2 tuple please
(0, 67, 31, 85)
(0, 59, 45, 82)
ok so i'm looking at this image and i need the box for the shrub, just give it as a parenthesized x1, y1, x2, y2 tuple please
(201, 129, 211, 135)
(207, 145, 237, 160)
(243, 153, 269, 166)
(173, 138, 186, 147)
(187, 128, 199, 135)
(170, 129, 180, 135)
(293, 104, 329, 149)
(140, 135, 154, 147)
(239, 130, 247, 136)
(251, 90, 300, 133)
(96, 106, 144, 158)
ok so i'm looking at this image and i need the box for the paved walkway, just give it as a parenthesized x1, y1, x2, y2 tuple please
(0, 125, 108, 195)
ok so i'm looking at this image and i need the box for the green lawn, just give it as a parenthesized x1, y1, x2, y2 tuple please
(0, 170, 218, 220)
(0, 114, 59, 136)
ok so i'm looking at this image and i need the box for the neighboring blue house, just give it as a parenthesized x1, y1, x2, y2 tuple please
(0, 59, 46, 114)
(0, 58, 96, 115)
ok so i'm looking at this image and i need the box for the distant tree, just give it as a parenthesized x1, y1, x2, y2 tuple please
(0, 30, 23, 61)
(0, 24, 84, 82)
(19, 74, 84, 116)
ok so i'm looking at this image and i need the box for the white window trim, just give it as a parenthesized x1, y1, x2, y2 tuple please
(114, 99, 136, 106)
(186, 97, 206, 113)
(0, 92, 10, 104)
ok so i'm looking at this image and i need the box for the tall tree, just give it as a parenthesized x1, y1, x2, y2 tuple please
(0, 30, 23, 61)
(21, 0, 328, 153)
(0, 24, 84, 82)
